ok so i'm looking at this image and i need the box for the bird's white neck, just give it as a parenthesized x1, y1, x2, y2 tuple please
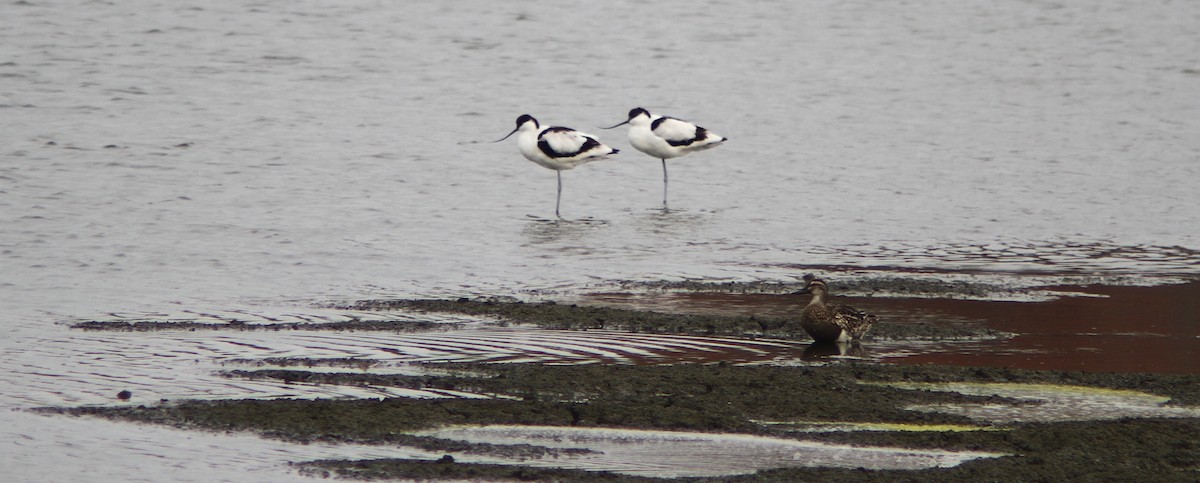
(628, 114, 652, 127)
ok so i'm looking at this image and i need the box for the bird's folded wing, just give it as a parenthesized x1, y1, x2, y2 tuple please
(651, 117, 700, 146)
(539, 127, 597, 158)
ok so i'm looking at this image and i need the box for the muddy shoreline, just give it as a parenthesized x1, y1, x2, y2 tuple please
(55, 277, 1200, 480)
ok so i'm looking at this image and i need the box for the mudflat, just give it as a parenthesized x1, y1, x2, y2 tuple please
(53, 278, 1200, 481)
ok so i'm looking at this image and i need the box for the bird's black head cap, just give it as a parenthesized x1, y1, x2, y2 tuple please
(516, 114, 538, 128)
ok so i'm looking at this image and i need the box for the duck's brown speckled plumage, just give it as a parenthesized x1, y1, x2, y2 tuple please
(798, 276, 876, 343)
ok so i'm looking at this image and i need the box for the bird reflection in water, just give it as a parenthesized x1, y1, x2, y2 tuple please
(802, 340, 869, 361)
(520, 217, 608, 245)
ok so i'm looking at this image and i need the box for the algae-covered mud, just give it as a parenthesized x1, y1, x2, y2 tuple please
(44, 363, 1200, 480)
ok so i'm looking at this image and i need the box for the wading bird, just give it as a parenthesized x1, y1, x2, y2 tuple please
(794, 275, 877, 343)
(495, 114, 619, 219)
(603, 107, 726, 209)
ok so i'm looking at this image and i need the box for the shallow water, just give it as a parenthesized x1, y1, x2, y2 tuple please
(4, 411, 440, 483)
(416, 425, 1004, 477)
(3, 0, 1200, 480)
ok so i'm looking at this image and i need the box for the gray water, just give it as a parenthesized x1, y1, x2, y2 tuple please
(2, 0, 1199, 480)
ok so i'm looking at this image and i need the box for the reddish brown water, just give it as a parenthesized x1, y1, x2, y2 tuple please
(584, 281, 1200, 375)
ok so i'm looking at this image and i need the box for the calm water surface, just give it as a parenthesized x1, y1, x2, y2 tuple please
(2, 0, 1199, 480)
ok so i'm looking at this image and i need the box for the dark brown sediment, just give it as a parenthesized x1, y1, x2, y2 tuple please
(873, 282, 1200, 374)
(579, 280, 1200, 374)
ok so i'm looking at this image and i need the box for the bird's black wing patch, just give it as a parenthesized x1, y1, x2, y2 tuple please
(652, 117, 704, 147)
(538, 127, 600, 158)
(670, 126, 708, 147)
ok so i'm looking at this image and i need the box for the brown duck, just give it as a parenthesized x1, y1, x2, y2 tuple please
(796, 275, 877, 343)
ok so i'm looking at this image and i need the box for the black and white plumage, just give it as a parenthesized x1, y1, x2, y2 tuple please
(795, 275, 877, 343)
(603, 107, 727, 209)
(495, 114, 619, 218)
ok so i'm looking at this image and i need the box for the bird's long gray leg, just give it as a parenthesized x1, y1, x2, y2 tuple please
(661, 159, 669, 210)
(556, 170, 563, 219)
